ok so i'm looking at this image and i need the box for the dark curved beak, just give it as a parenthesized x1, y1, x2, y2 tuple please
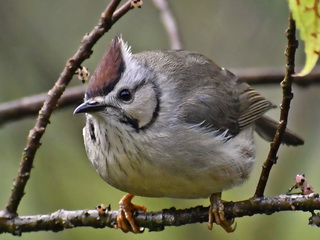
(73, 100, 107, 114)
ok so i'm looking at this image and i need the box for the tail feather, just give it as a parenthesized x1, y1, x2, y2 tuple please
(255, 116, 304, 146)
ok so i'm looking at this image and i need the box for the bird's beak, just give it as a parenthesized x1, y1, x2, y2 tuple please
(73, 100, 107, 114)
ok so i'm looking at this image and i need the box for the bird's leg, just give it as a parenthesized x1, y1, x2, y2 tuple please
(115, 193, 147, 233)
(208, 192, 236, 233)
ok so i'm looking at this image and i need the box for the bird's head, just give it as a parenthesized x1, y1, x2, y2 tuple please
(74, 37, 160, 130)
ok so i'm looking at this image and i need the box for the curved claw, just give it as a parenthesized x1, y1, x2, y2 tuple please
(115, 193, 147, 233)
(208, 192, 236, 233)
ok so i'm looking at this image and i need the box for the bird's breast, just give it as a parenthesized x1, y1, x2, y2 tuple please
(83, 115, 256, 198)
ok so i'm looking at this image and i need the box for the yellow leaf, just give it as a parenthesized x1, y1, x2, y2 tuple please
(288, 0, 320, 76)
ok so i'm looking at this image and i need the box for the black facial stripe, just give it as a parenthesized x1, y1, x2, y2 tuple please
(88, 120, 96, 142)
(140, 81, 161, 130)
(140, 97, 160, 131)
(120, 116, 140, 132)
(114, 79, 159, 131)
(119, 80, 161, 131)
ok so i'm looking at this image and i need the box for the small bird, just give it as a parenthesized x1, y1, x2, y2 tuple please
(74, 37, 304, 233)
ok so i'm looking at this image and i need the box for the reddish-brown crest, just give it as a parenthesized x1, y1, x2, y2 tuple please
(86, 37, 125, 98)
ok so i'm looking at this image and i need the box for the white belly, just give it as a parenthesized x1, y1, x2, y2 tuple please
(83, 115, 255, 199)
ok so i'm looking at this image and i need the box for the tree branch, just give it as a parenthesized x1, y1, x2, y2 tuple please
(0, 194, 319, 235)
(254, 15, 298, 197)
(0, 85, 85, 126)
(151, 0, 183, 49)
(235, 67, 320, 86)
(0, 0, 135, 218)
(1, 67, 319, 126)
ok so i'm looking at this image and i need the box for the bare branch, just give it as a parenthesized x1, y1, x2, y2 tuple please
(0, 0, 135, 218)
(151, 0, 183, 49)
(0, 85, 85, 126)
(235, 67, 320, 86)
(1, 68, 319, 126)
(254, 16, 298, 197)
(0, 194, 319, 235)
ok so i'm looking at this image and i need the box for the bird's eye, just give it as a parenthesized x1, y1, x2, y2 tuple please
(118, 89, 132, 102)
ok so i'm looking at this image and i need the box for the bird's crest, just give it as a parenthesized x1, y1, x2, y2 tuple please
(85, 36, 131, 99)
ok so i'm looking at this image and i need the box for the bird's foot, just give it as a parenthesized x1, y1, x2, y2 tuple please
(208, 192, 236, 233)
(115, 193, 147, 233)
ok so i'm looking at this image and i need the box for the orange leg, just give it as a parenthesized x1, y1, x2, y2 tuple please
(208, 192, 236, 233)
(115, 193, 147, 233)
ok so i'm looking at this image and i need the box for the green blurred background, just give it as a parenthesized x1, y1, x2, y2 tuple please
(0, 0, 319, 239)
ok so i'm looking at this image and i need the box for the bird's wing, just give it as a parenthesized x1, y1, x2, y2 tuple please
(178, 89, 241, 135)
(237, 86, 275, 130)
(178, 83, 274, 136)
(135, 50, 274, 136)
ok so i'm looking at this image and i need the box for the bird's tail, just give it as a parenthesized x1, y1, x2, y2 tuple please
(255, 115, 304, 146)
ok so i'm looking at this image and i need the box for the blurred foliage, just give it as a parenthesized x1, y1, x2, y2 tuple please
(289, 0, 320, 76)
(0, 0, 319, 239)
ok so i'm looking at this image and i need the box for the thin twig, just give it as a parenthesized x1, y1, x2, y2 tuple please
(254, 15, 298, 197)
(151, 0, 183, 49)
(0, 85, 85, 126)
(0, 194, 319, 235)
(0, 0, 135, 218)
(0, 67, 318, 126)
(235, 67, 320, 86)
